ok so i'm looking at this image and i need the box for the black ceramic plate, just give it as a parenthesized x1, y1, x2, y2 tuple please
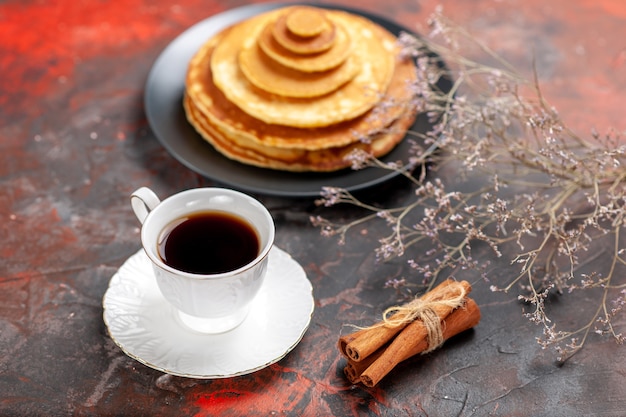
(144, 3, 440, 198)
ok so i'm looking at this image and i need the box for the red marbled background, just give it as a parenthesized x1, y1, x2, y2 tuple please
(1, 0, 625, 415)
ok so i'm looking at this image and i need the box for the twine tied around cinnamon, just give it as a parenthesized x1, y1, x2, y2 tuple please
(338, 279, 480, 387)
(380, 281, 468, 353)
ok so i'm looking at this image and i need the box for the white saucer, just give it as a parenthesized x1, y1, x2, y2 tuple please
(102, 246, 314, 379)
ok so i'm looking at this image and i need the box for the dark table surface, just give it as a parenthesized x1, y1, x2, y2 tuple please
(2, 0, 626, 416)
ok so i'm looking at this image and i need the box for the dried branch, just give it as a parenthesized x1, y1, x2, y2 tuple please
(312, 8, 626, 361)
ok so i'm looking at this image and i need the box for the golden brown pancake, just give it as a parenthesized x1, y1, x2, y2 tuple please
(209, 7, 397, 128)
(183, 5, 419, 172)
(184, 95, 416, 172)
(239, 38, 358, 98)
(257, 20, 352, 73)
(284, 7, 329, 38)
(271, 7, 336, 54)
(186, 30, 417, 151)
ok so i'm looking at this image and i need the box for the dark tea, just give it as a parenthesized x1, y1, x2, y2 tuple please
(157, 211, 260, 274)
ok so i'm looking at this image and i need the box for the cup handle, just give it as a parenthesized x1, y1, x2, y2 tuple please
(130, 187, 161, 224)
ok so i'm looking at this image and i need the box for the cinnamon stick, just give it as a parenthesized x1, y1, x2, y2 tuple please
(343, 298, 479, 385)
(359, 297, 481, 387)
(338, 327, 369, 358)
(343, 279, 470, 362)
(340, 279, 458, 360)
(343, 346, 383, 384)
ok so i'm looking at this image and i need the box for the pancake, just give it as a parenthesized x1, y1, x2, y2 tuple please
(239, 37, 358, 98)
(257, 20, 353, 73)
(209, 7, 397, 128)
(186, 30, 417, 151)
(271, 7, 336, 54)
(284, 7, 328, 37)
(184, 95, 417, 172)
(183, 5, 419, 172)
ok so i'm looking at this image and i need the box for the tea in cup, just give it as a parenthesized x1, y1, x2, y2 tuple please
(130, 186, 275, 333)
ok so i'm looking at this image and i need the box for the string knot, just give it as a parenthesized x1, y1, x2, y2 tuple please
(381, 281, 467, 353)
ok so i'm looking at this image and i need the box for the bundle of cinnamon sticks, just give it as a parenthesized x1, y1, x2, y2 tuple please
(338, 278, 481, 387)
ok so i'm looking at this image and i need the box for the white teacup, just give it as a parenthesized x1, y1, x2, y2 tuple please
(130, 186, 275, 334)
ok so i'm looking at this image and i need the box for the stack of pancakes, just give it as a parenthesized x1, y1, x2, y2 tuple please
(184, 6, 418, 172)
